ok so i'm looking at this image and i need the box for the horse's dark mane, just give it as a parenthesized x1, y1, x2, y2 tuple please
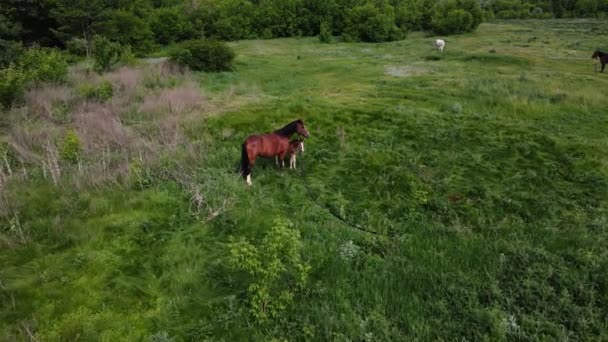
(274, 119, 302, 137)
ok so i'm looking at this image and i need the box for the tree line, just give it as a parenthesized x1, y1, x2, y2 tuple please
(1, 0, 606, 59)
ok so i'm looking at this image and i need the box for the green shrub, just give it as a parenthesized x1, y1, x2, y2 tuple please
(495, 9, 520, 18)
(228, 218, 311, 322)
(433, 8, 474, 34)
(151, 7, 195, 44)
(66, 38, 90, 57)
(60, 130, 81, 164)
(78, 81, 114, 101)
(395, 0, 425, 31)
(19, 47, 68, 83)
(93, 36, 123, 73)
(0, 40, 24, 68)
(102, 9, 156, 55)
(431, 0, 482, 34)
(0, 65, 27, 109)
(343, 1, 405, 42)
(169, 40, 236, 72)
(319, 20, 332, 43)
(119, 45, 138, 67)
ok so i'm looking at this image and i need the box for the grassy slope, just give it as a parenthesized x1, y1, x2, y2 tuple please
(2, 20, 608, 340)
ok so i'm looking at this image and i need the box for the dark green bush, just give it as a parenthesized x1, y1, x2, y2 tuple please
(0, 65, 27, 109)
(19, 47, 68, 83)
(319, 20, 332, 43)
(395, 0, 425, 31)
(0, 40, 24, 68)
(0, 47, 68, 109)
(66, 38, 90, 57)
(151, 7, 195, 45)
(78, 81, 114, 102)
(433, 8, 474, 34)
(343, 0, 405, 42)
(431, 0, 482, 34)
(169, 40, 236, 72)
(60, 129, 81, 164)
(93, 36, 123, 73)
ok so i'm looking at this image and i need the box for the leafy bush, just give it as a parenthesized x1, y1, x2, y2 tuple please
(575, 0, 600, 16)
(119, 46, 138, 67)
(19, 47, 68, 83)
(93, 36, 123, 73)
(433, 8, 474, 34)
(495, 9, 520, 18)
(66, 38, 90, 57)
(343, 1, 405, 42)
(60, 130, 81, 164)
(395, 0, 425, 31)
(169, 40, 236, 72)
(78, 81, 114, 101)
(319, 20, 332, 43)
(101, 9, 155, 55)
(0, 65, 27, 109)
(431, 0, 483, 34)
(530, 7, 546, 18)
(0, 40, 24, 68)
(151, 7, 195, 44)
(0, 47, 68, 109)
(228, 218, 310, 322)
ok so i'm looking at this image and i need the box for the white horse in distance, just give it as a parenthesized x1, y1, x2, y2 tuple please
(434, 39, 445, 53)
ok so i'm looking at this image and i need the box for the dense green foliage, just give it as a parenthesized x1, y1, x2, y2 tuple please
(92, 36, 124, 72)
(0, 47, 68, 108)
(77, 81, 114, 102)
(343, 1, 405, 42)
(169, 40, 236, 72)
(2, 0, 608, 57)
(319, 20, 333, 43)
(1, 20, 608, 340)
(0, 65, 27, 109)
(19, 47, 68, 83)
(432, 0, 483, 34)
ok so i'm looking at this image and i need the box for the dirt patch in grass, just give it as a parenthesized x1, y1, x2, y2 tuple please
(384, 65, 431, 77)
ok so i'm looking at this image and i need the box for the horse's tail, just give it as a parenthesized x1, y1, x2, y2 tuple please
(240, 142, 250, 178)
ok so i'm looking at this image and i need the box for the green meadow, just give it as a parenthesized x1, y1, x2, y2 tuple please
(2, 19, 608, 340)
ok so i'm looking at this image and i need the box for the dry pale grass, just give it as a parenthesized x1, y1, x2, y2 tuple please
(8, 126, 59, 163)
(0, 60, 266, 193)
(103, 66, 141, 94)
(74, 103, 132, 152)
(139, 82, 206, 116)
(23, 85, 73, 120)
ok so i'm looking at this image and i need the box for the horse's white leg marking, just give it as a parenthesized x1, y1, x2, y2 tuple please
(301, 142, 305, 152)
(246, 174, 252, 186)
(282, 159, 285, 168)
(275, 156, 278, 166)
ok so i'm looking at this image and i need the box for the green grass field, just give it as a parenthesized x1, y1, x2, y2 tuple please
(2, 19, 608, 341)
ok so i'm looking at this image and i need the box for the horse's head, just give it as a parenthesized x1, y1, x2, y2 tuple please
(295, 119, 310, 138)
(592, 50, 600, 59)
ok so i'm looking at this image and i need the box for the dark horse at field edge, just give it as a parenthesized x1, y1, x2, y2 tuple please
(592, 50, 608, 73)
(240, 119, 309, 186)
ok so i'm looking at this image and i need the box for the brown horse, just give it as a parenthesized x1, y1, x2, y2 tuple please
(592, 50, 608, 73)
(241, 119, 309, 186)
